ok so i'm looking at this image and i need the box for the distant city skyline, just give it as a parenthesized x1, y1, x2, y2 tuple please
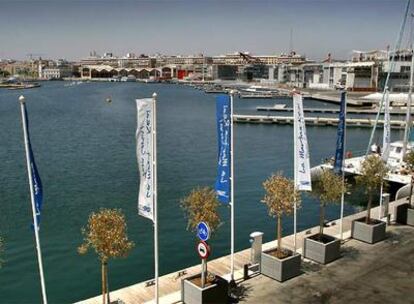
(0, 0, 410, 61)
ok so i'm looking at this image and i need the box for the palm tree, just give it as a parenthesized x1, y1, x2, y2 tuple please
(355, 155, 389, 224)
(262, 173, 300, 258)
(181, 186, 221, 286)
(312, 169, 347, 237)
(78, 209, 135, 304)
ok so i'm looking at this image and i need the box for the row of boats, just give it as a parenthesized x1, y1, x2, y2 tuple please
(187, 83, 291, 99)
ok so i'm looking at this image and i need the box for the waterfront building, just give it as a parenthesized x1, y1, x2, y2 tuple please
(39, 59, 73, 79)
(381, 49, 413, 92)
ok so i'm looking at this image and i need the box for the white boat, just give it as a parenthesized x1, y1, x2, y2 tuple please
(311, 141, 413, 186)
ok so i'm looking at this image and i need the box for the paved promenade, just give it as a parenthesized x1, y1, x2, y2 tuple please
(240, 224, 414, 304)
(76, 198, 408, 304)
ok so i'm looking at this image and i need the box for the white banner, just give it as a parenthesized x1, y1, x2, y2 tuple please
(382, 90, 391, 161)
(293, 93, 312, 191)
(136, 98, 155, 221)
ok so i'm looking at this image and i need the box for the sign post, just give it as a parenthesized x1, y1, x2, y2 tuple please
(197, 240, 210, 288)
(196, 222, 211, 288)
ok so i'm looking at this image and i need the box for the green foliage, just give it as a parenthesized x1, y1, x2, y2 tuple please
(0, 70, 10, 77)
(261, 172, 301, 218)
(355, 155, 389, 195)
(404, 150, 414, 172)
(78, 208, 135, 263)
(312, 169, 347, 207)
(180, 186, 222, 236)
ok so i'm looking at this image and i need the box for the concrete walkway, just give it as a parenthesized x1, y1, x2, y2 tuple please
(76, 198, 409, 304)
(239, 224, 414, 304)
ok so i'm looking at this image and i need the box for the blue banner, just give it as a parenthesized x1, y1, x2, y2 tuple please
(215, 95, 231, 204)
(334, 91, 346, 174)
(24, 104, 43, 227)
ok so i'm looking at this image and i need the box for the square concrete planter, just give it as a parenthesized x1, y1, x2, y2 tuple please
(260, 249, 301, 282)
(351, 217, 386, 244)
(303, 234, 341, 264)
(396, 203, 414, 226)
(181, 273, 228, 304)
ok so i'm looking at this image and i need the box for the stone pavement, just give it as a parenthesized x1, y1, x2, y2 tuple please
(238, 225, 414, 304)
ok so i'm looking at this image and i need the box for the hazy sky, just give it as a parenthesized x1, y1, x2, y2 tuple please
(0, 0, 410, 60)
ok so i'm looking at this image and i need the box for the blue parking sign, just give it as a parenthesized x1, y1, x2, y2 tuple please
(197, 222, 210, 241)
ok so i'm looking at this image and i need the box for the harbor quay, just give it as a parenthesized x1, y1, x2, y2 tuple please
(76, 198, 410, 304)
(239, 224, 414, 304)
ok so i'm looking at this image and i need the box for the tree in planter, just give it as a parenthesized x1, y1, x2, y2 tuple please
(312, 169, 347, 238)
(180, 186, 221, 285)
(355, 155, 389, 224)
(404, 150, 414, 207)
(262, 173, 301, 258)
(78, 209, 134, 304)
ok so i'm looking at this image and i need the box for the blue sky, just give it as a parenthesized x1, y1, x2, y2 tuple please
(0, 0, 410, 60)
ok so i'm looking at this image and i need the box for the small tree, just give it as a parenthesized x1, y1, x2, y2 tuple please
(355, 155, 389, 224)
(78, 209, 134, 304)
(404, 150, 414, 207)
(262, 173, 301, 257)
(181, 186, 221, 285)
(312, 170, 347, 237)
(180, 186, 221, 234)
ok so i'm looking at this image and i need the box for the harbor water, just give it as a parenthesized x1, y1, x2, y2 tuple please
(0, 82, 401, 303)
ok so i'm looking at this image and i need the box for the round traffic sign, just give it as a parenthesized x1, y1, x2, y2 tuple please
(197, 222, 210, 241)
(196, 240, 210, 259)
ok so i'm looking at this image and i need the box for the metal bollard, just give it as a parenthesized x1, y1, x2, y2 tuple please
(382, 193, 390, 224)
(249, 232, 264, 265)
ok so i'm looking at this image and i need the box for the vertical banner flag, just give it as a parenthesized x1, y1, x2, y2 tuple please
(136, 98, 155, 221)
(382, 90, 391, 161)
(23, 103, 43, 227)
(334, 91, 347, 173)
(293, 93, 312, 191)
(215, 95, 231, 203)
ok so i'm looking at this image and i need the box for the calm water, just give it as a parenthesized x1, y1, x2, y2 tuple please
(0, 82, 402, 303)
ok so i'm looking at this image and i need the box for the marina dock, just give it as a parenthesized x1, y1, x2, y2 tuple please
(76, 198, 408, 304)
(305, 93, 373, 107)
(256, 106, 409, 116)
(233, 114, 412, 129)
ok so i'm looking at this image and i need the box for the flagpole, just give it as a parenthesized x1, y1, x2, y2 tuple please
(379, 88, 390, 221)
(19, 95, 48, 304)
(339, 91, 347, 241)
(230, 90, 235, 281)
(152, 92, 159, 304)
(292, 91, 298, 253)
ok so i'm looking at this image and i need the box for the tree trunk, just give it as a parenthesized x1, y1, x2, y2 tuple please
(101, 261, 106, 304)
(410, 179, 413, 208)
(319, 203, 325, 237)
(106, 263, 110, 304)
(277, 215, 282, 252)
(366, 193, 372, 224)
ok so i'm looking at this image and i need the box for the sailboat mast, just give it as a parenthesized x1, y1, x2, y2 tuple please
(403, 17, 414, 157)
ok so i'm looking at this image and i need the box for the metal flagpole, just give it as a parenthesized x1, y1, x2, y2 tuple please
(379, 183, 384, 220)
(293, 91, 298, 253)
(379, 88, 390, 220)
(19, 95, 48, 304)
(230, 90, 235, 281)
(152, 92, 159, 304)
(339, 91, 347, 241)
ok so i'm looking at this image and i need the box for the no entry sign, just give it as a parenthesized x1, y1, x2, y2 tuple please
(197, 240, 210, 259)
